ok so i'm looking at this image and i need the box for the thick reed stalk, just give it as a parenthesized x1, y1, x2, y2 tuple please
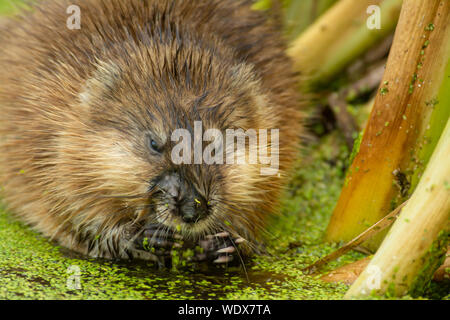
(345, 118, 450, 298)
(326, 0, 450, 247)
(287, 0, 402, 86)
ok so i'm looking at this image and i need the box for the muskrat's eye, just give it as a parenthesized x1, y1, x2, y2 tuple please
(150, 139, 163, 153)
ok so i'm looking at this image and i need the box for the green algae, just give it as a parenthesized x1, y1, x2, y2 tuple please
(0, 132, 354, 300)
(0, 0, 349, 300)
(0, 128, 448, 300)
(409, 230, 450, 298)
(0, 0, 448, 301)
(348, 131, 363, 167)
(0, 0, 355, 300)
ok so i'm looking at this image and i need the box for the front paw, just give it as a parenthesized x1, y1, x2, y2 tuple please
(193, 232, 246, 264)
(134, 224, 181, 258)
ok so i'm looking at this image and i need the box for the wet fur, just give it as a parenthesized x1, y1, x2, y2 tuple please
(0, 0, 303, 260)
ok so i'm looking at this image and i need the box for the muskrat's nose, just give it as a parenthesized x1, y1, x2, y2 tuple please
(180, 205, 197, 224)
(178, 195, 207, 224)
(158, 172, 208, 223)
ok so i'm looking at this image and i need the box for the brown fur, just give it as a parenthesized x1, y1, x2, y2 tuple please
(0, 0, 303, 260)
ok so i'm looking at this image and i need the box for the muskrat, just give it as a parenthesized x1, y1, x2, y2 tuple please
(0, 0, 303, 265)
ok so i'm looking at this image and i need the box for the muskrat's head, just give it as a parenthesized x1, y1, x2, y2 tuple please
(64, 38, 282, 253)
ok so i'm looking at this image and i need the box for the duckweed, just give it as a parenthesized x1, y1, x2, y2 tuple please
(0, 129, 447, 300)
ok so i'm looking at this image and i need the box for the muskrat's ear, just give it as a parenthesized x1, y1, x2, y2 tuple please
(79, 60, 121, 107)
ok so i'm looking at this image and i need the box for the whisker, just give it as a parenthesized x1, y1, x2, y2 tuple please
(230, 233, 249, 282)
(213, 219, 250, 281)
(212, 198, 275, 240)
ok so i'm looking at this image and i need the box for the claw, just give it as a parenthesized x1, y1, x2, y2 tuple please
(132, 225, 247, 266)
(213, 255, 234, 264)
(192, 232, 244, 264)
(217, 246, 235, 254)
(214, 232, 230, 238)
